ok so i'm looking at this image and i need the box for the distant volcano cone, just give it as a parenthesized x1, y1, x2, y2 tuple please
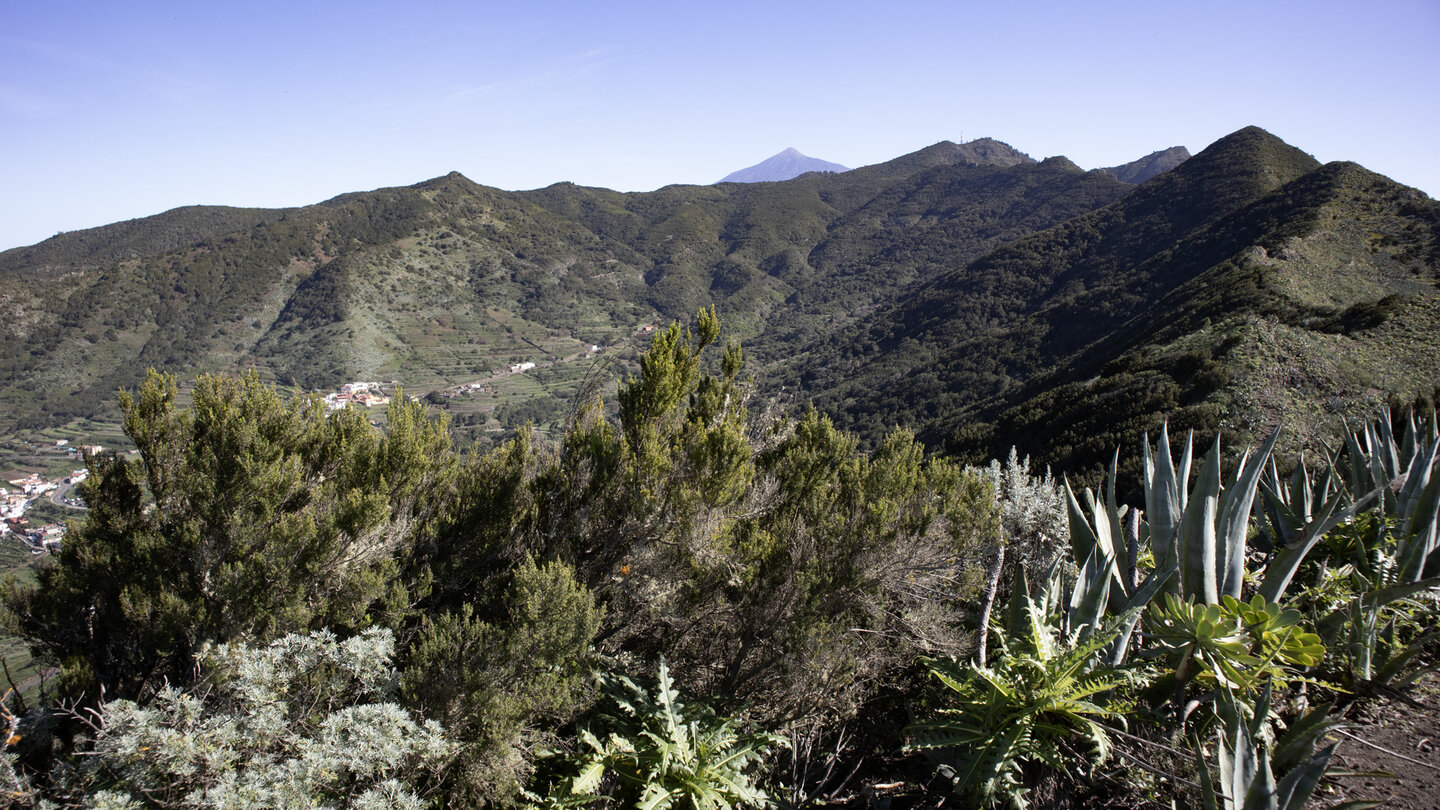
(719, 148, 849, 183)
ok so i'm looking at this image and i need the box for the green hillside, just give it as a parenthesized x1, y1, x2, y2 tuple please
(776, 127, 1440, 483)
(3, 126, 1440, 808)
(2, 126, 1436, 474)
(0, 139, 1132, 450)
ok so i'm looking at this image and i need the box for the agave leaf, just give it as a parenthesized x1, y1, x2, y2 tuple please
(1104, 448, 1128, 604)
(1273, 742, 1334, 810)
(1377, 410, 1401, 480)
(1214, 687, 1266, 810)
(1259, 457, 1307, 552)
(1107, 563, 1177, 666)
(1180, 436, 1224, 603)
(1217, 728, 1237, 810)
(1064, 478, 1129, 610)
(1241, 756, 1276, 810)
(1004, 560, 1038, 640)
(1219, 430, 1280, 599)
(1345, 426, 1370, 501)
(1392, 658, 1440, 689)
(1197, 743, 1221, 810)
(1179, 429, 1195, 507)
(1372, 627, 1440, 687)
(1365, 421, 1393, 517)
(1394, 434, 1439, 523)
(1145, 425, 1186, 580)
(1068, 545, 1112, 642)
(1396, 450, 1440, 582)
(1259, 486, 1381, 602)
(1063, 481, 1104, 583)
(1271, 703, 1337, 774)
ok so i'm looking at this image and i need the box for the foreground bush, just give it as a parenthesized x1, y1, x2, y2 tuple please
(3, 370, 452, 701)
(80, 628, 453, 809)
(1, 310, 1003, 806)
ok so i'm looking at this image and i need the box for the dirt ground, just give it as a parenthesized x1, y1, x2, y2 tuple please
(1318, 673, 1440, 809)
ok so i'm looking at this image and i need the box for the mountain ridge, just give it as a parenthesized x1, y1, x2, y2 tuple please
(775, 127, 1439, 480)
(2, 126, 1435, 475)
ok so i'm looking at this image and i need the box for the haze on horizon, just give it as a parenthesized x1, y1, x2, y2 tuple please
(2, 0, 1437, 252)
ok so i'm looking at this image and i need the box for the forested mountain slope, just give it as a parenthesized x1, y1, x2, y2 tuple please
(778, 127, 1440, 479)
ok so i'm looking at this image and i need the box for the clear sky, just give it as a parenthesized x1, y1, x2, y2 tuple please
(3, 0, 1437, 252)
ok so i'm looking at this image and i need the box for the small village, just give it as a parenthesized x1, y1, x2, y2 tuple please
(430, 343, 603, 402)
(321, 381, 391, 412)
(2, 440, 100, 555)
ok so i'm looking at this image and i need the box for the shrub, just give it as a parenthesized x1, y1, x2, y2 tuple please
(78, 628, 453, 809)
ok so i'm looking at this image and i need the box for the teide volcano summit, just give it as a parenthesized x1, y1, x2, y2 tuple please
(718, 147, 849, 183)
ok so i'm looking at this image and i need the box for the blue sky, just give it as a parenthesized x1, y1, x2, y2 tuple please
(3, 0, 1437, 251)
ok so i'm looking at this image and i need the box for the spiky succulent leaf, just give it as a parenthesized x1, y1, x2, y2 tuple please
(1272, 743, 1335, 810)
(1218, 430, 1280, 599)
(1179, 437, 1224, 603)
(1260, 487, 1380, 602)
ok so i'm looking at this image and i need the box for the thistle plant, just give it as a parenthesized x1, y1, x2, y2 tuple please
(906, 599, 1146, 810)
(531, 660, 784, 810)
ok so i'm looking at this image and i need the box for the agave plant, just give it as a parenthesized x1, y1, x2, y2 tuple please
(1335, 410, 1440, 584)
(1135, 422, 1376, 606)
(1196, 687, 1351, 810)
(906, 599, 1146, 810)
(531, 660, 784, 810)
(1263, 411, 1440, 689)
(1063, 451, 1175, 664)
(1309, 568, 1440, 691)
